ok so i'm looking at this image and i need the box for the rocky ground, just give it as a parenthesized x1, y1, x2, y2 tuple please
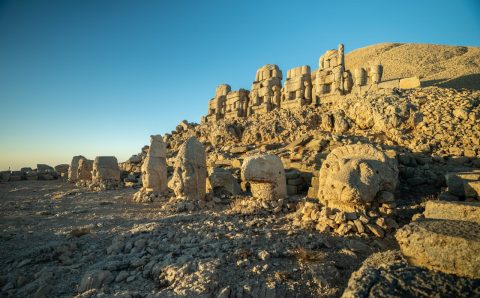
(0, 179, 407, 298)
(1, 84, 479, 297)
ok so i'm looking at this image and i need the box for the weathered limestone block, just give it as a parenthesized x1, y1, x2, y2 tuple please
(77, 158, 93, 183)
(54, 164, 69, 177)
(91, 156, 121, 190)
(317, 144, 398, 212)
(399, 76, 421, 89)
(241, 154, 287, 201)
(206, 167, 241, 195)
(171, 137, 207, 201)
(465, 180, 480, 199)
(0, 171, 11, 182)
(424, 200, 480, 224)
(395, 218, 480, 279)
(37, 164, 54, 173)
(445, 171, 480, 197)
(68, 155, 86, 182)
(37, 164, 56, 180)
(9, 171, 22, 181)
(141, 135, 167, 193)
(342, 250, 480, 298)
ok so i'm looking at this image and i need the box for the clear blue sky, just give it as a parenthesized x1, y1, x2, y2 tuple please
(1, 0, 479, 170)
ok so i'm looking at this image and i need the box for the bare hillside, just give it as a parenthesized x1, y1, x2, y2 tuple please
(345, 43, 480, 90)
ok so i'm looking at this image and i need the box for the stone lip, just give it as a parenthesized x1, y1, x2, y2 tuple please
(424, 200, 480, 224)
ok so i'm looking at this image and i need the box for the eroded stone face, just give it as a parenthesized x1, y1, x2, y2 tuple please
(171, 137, 207, 201)
(141, 135, 167, 194)
(68, 155, 86, 182)
(91, 156, 120, 186)
(317, 144, 398, 212)
(241, 154, 287, 201)
(77, 158, 93, 182)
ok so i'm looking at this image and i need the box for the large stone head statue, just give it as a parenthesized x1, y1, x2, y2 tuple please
(317, 144, 398, 212)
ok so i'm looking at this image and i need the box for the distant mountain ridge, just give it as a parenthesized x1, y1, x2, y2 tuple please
(345, 43, 480, 90)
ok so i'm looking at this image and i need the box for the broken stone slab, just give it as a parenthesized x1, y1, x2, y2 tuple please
(395, 218, 480, 279)
(230, 146, 250, 154)
(341, 250, 480, 298)
(214, 158, 242, 168)
(54, 164, 69, 176)
(464, 180, 480, 199)
(207, 167, 241, 195)
(286, 135, 312, 149)
(398, 76, 421, 89)
(445, 171, 480, 197)
(424, 200, 480, 224)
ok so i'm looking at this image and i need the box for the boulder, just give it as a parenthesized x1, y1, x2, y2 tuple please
(37, 164, 56, 180)
(207, 167, 241, 195)
(317, 144, 398, 212)
(395, 218, 480, 279)
(445, 171, 480, 197)
(241, 154, 287, 201)
(0, 171, 11, 182)
(9, 171, 22, 181)
(37, 164, 54, 173)
(342, 250, 480, 298)
(171, 137, 207, 201)
(54, 164, 69, 176)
